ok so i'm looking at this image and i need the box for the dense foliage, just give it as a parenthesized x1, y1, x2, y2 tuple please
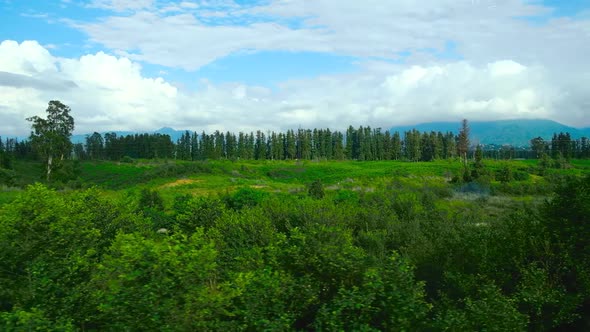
(0, 163, 588, 330)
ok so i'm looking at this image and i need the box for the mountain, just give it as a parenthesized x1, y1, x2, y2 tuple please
(389, 119, 590, 146)
(155, 127, 185, 141)
(71, 127, 186, 144)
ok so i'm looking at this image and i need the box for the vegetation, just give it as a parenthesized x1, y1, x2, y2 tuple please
(0, 102, 588, 330)
(0, 161, 588, 331)
(26, 100, 75, 182)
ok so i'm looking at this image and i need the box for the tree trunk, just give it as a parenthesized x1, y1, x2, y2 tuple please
(47, 155, 52, 182)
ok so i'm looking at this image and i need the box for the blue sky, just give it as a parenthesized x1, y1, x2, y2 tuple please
(2, 0, 353, 85)
(1, 0, 589, 135)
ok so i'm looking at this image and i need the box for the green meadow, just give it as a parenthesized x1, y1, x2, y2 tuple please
(0, 159, 539, 208)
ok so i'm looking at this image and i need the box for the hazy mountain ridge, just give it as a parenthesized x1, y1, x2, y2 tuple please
(388, 119, 590, 146)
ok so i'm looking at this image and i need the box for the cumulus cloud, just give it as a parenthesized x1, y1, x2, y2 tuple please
(0, 40, 178, 136)
(1, 40, 586, 138)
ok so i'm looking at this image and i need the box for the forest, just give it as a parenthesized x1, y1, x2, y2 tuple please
(0, 101, 589, 331)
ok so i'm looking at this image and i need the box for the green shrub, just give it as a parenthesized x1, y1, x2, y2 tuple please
(0, 151, 12, 170)
(141, 162, 213, 180)
(0, 168, 16, 187)
(223, 187, 269, 210)
(333, 189, 359, 204)
(120, 155, 135, 163)
(65, 177, 83, 189)
(307, 179, 325, 199)
(52, 160, 81, 184)
(175, 196, 225, 232)
(495, 165, 513, 183)
(513, 170, 530, 181)
(0, 307, 74, 331)
(138, 188, 164, 211)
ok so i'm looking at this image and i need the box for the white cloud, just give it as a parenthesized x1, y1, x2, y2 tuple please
(179, 2, 198, 9)
(69, 0, 588, 72)
(0, 40, 177, 136)
(59, 0, 590, 136)
(0, 40, 587, 138)
(487, 60, 526, 77)
(73, 11, 328, 70)
(87, 0, 154, 11)
(0, 40, 57, 75)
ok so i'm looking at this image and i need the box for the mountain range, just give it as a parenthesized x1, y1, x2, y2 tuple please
(70, 119, 590, 147)
(388, 119, 590, 146)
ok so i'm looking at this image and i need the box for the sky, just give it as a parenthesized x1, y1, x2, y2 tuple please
(1, 0, 589, 136)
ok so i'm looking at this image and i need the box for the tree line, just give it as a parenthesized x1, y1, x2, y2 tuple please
(1, 101, 589, 171)
(77, 127, 463, 162)
(531, 132, 590, 160)
(2, 127, 589, 166)
(78, 128, 590, 162)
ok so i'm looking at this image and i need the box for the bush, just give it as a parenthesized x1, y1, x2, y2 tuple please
(0, 168, 16, 187)
(451, 167, 473, 184)
(223, 187, 269, 210)
(0, 151, 12, 170)
(175, 196, 225, 232)
(0, 307, 74, 331)
(120, 156, 135, 163)
(495, 165, 513, 183)
(138, 188, 164, 211)
(52, 160, 81, 183)
(333, 190, 359, 204)
(512, 170, 530, 181)
(142, 162, 213, 180)
(66, 177, 83, 190)
(307, 179, 325, 199)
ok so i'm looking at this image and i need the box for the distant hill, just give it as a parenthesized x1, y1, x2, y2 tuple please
(389, 119, 590, 146)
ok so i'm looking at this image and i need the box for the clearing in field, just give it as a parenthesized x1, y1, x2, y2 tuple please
(160, 178, 202, 188)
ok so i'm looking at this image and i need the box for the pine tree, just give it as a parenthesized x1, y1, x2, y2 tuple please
(191, 132, 200, 160)
(285, 130, 296, 160)
(391, 132, 402, 160)
(457, 119, 470, 166)
(333, 132, 345, 160)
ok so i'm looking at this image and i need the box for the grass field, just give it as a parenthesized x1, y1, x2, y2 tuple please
(2, 158, 588, 209)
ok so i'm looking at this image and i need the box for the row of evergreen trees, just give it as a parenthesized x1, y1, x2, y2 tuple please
(531, 132, 590, 159)
(0, 138, 32, 162)
(79, 127, 462, 162)
(1, 128, 589, 165)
